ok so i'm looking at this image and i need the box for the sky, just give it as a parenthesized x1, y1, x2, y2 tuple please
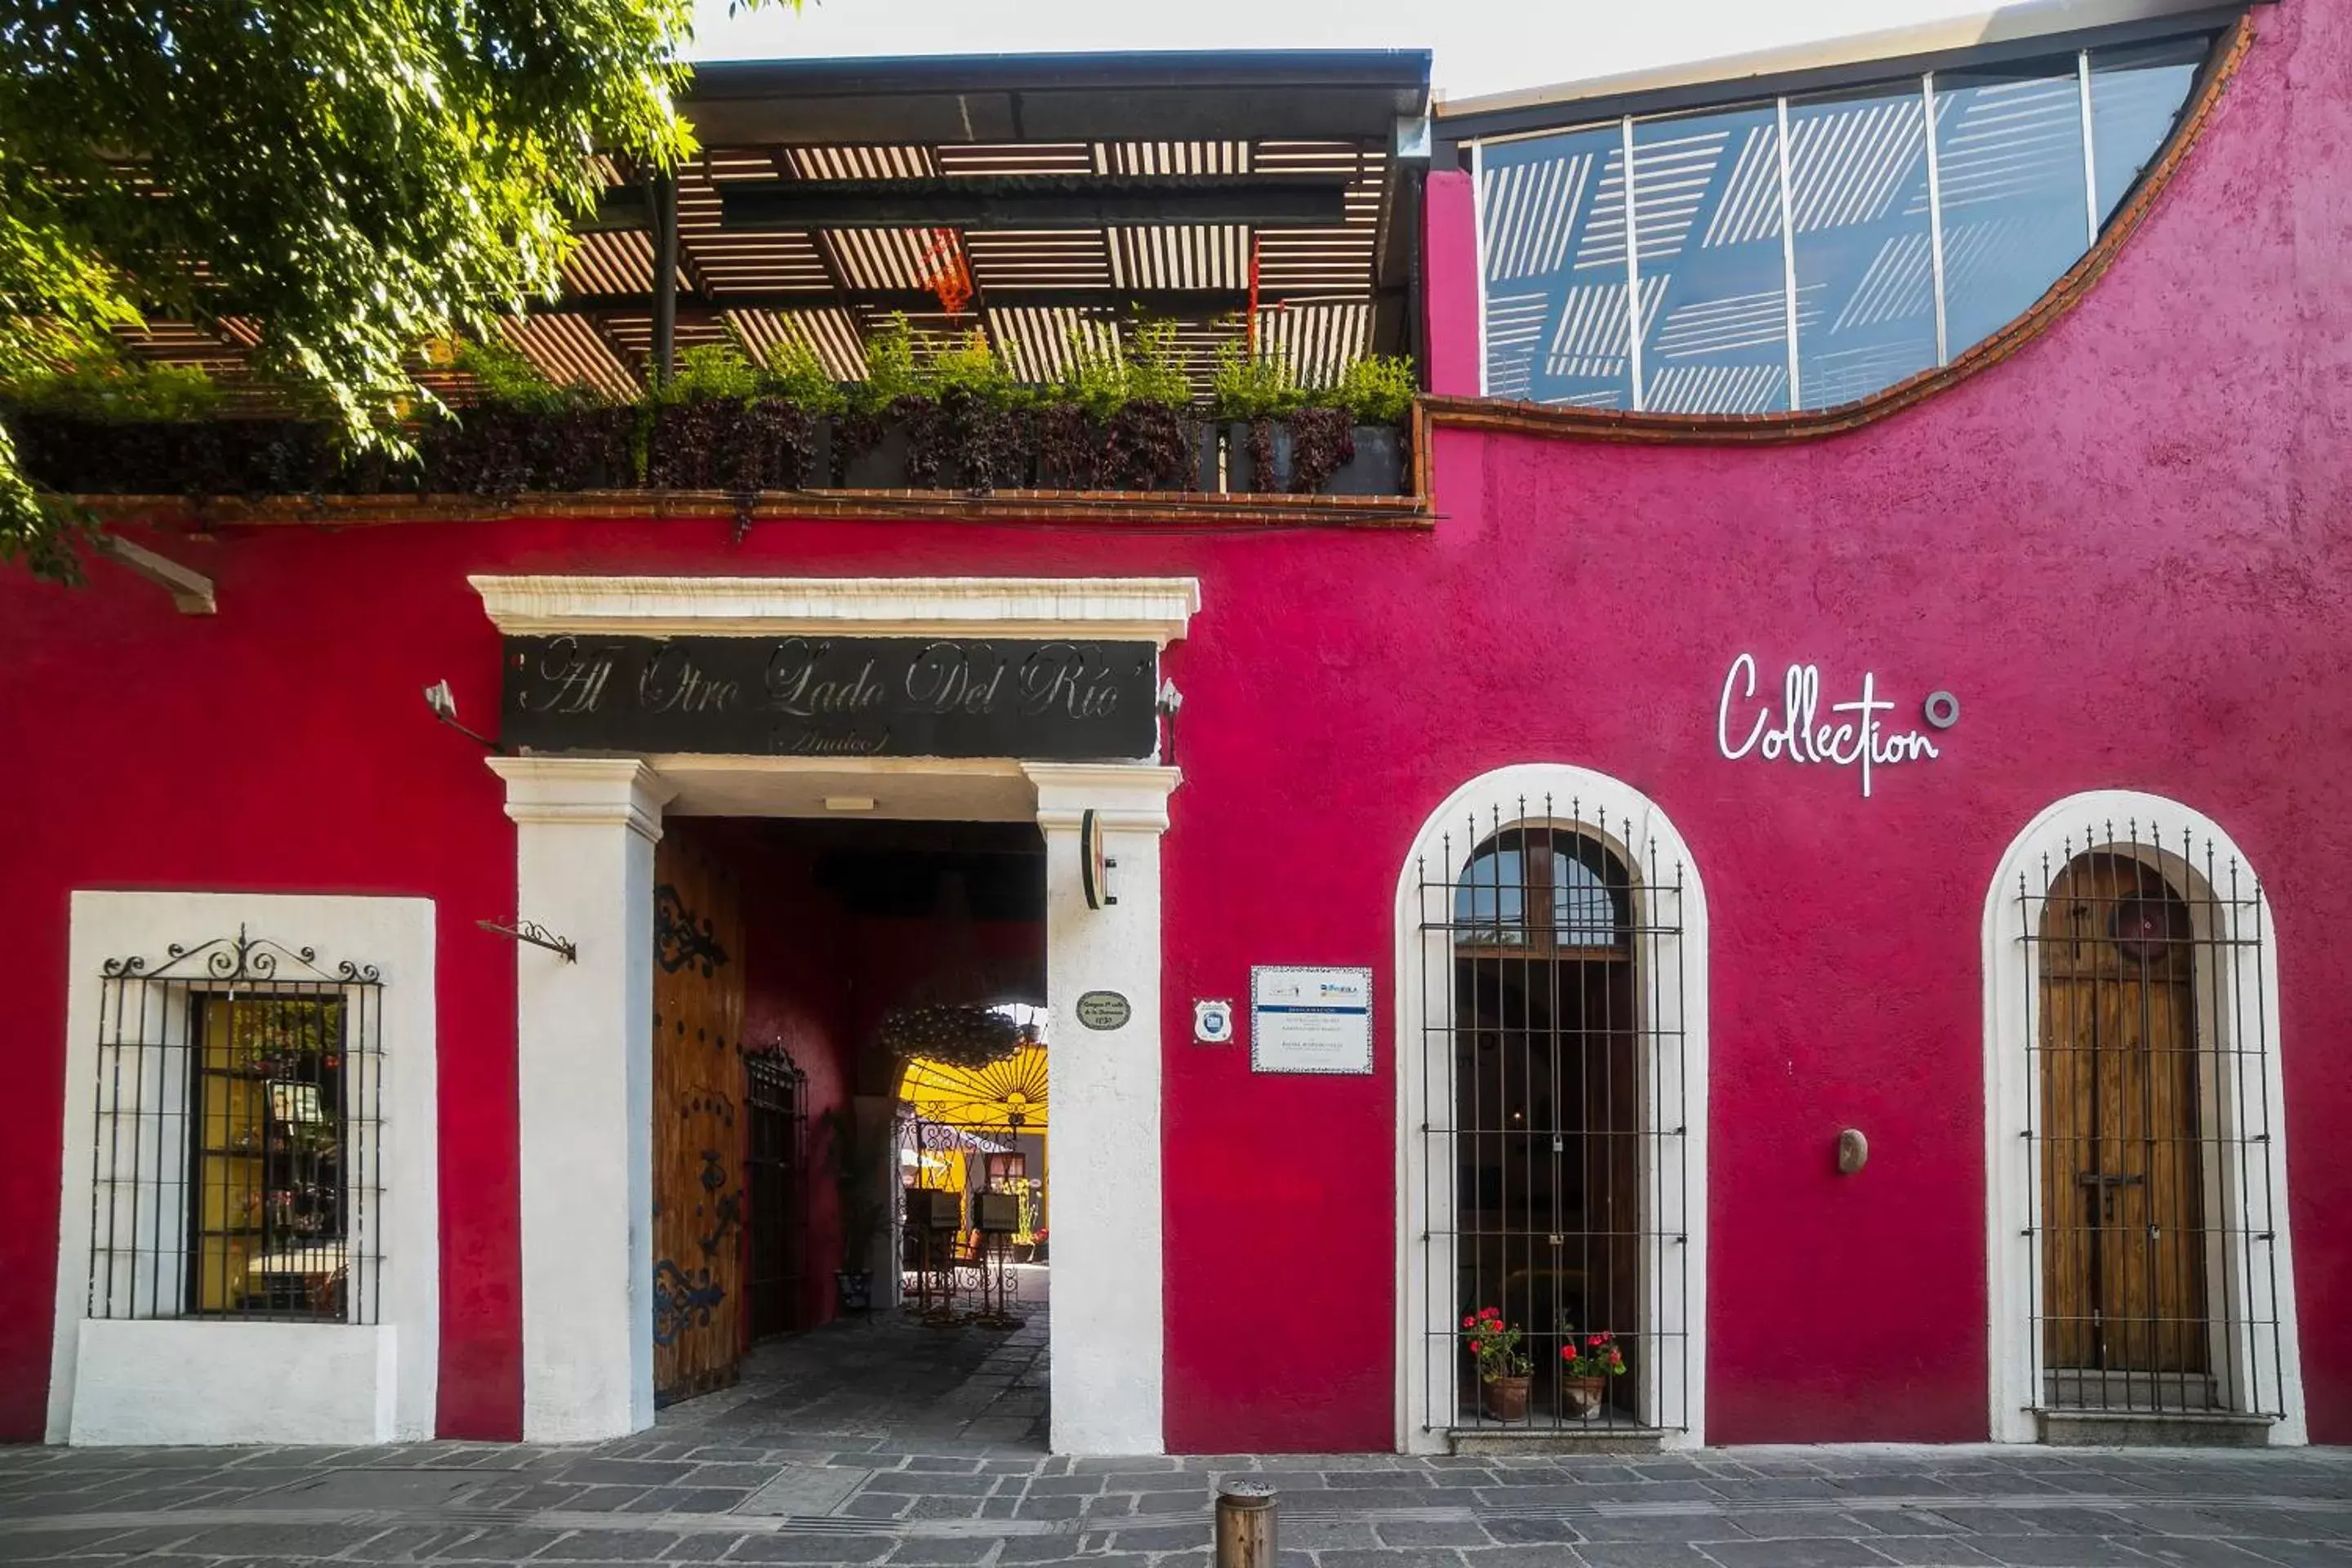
(688, 0, 2009, 102)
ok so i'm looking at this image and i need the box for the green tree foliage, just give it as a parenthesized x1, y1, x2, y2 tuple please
(0, 0, 764, 581)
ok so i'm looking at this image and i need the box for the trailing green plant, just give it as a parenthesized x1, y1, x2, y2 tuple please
(661, 341, 761, 404)
(762, 338, 847, 416)
(1330, 353, 1417, 425)
(452, 338, 597, 415)
(3, 348, 225, 421)
(928, 327, 1024, 410)
(1210, 342, 1301, 423)
(1123, 318, 1194, 409)
(852, 314, 931, 414)
(1055, 329, 1130, 421)
(884, 327, 1031, 491)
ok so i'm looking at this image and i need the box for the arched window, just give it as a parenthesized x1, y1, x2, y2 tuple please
(1453, 826, 1630, 952)
(1984, 797, 2306, 1444)
(1472, 29, 2216, 411)
(1428, 810, 1668, 1436)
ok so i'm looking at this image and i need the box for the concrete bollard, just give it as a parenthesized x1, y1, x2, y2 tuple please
(1215, 1479, 1277, 1568)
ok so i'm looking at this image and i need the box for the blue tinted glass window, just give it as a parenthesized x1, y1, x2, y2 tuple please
(1551, 857, 1619, 948)
(1632, 105, 1791, 414)
(1468, 33, 2212, 418)
(1454, 847, 1526, 942)
(1933, 58, 2089, 356)
(2091, 37, 2209, 221)
(1786, 82, 1939, 408)
(1480, 123, 1632, 408)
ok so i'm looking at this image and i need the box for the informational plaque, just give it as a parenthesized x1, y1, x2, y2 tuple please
(1074, 991, 1131, 1031)
(501, 634, 1158, 760)
(1250, 966, 1374, 1075)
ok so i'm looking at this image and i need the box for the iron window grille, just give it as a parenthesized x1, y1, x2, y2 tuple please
(1416, 801, 1692, 1435)
(2017, 823, 2285, 1421)
(89, 928, 385, 1325)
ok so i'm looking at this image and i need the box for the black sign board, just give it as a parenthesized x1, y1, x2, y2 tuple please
(501, 634, 1158, 760)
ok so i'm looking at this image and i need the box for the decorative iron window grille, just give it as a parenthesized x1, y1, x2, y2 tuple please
(89, 928, 384, 1325)
(1416, 803, 1691, 1435)
(2018, 824, 2286, 1420)
(746, 1048, 809, 1341)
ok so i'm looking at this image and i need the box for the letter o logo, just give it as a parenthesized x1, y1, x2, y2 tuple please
(1922, 690, 1961, 731)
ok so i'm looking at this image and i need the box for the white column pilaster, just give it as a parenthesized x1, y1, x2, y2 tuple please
(488, 756, 671, 1443)
(1023, 762, 1180, 1456)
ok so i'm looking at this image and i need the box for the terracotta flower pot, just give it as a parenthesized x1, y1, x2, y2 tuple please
(1481, 1374, 1532, 1421)
(1561, 1374, 1608, 1419)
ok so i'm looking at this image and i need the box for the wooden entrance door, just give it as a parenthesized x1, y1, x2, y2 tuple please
(2038, 853, 2208, 1388)
(653, 833, 748, 1404)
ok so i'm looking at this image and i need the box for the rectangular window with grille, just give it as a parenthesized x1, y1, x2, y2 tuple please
(90, 929, 385, 1325)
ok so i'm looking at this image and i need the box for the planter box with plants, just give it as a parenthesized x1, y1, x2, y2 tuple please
(2, 321, 1417, 503)
(1215, 346, 1415, 497)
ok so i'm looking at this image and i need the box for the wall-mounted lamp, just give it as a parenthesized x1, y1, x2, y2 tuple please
(424, 679, 497, 750)
(1837, 1128, 1869, 1175)
(1156, 678, 1184, 766)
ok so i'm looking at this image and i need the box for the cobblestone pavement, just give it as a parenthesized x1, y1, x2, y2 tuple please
(7, 1296, 2349, 1568)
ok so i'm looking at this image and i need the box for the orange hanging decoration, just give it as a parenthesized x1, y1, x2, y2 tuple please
(1246, 231, 1262, 355)
(918, 227, 974, 317)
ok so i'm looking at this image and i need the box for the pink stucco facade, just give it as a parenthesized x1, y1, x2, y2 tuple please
(1, 2, 2346, 1450)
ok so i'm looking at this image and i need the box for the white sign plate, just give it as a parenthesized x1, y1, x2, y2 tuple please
(1250, 966, 1374, 1075)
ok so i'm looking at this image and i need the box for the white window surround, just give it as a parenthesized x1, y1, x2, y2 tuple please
(1982, 791, 2308, 1445)
(46, 891, 439, 1446)
(470, 575, 1201, 648)
(1393, 763, 1710, 1453)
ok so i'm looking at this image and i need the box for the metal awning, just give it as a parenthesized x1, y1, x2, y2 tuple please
(121, 50, 1433, 402)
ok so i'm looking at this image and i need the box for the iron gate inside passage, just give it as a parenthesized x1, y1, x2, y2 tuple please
(1417, 805, 1691, 1435)
(745, 1049, 808, 1342)
(2019, 825, 2287, 1422)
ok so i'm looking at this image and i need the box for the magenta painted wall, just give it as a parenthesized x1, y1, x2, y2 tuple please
(690, 821, 859, 1334)
(1, 5, 2347, 1450)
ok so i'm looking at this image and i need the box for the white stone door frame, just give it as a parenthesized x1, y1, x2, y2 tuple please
(477, 577, 1196, 1453)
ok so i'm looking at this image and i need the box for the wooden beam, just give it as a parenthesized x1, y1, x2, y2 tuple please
(719, 175, 1352, 232)
(556, 285, 1396, 317)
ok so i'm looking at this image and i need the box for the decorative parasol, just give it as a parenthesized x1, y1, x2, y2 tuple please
(900, 1044, 1049, 1133)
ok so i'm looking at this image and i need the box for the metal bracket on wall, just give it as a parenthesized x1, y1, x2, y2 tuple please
(477, 917, 578, 963)
(91, 532, 216, 614)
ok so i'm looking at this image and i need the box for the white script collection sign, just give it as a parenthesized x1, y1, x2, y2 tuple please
(1716, 653, 1956, 799)
(1250, 966, 1374, 1075)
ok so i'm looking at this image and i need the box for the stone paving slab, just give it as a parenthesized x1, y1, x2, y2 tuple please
(6, 1450, 2352, 1568)
(9, 1294, 2352, 1567)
